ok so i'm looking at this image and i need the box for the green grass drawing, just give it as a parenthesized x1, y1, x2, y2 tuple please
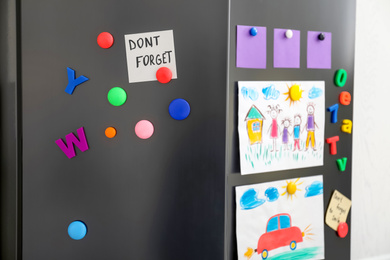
(268, 246, 321, 260)
(246, 141, 323, 169)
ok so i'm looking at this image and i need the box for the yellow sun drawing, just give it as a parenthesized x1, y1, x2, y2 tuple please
(281, 178, 304, 200)
(284, 83, 303, 106)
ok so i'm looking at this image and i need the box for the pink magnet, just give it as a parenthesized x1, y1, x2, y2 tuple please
(156, 67, 172, 83)
(337, 222, 348, 238)
(135, 120, 154, 139)
(97, 32, 114, 49)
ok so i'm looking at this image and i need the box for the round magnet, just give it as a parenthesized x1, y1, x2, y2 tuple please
(287, 182, 297, 195)
(156, 67, 172, 84)
(135, 120, 154, 139)
(68, 221, 87, 240)
(285, 29, 293, 39)
(250, 27, 258, 36)
(337, 222, 348, 238)
(105, 127, 117, 138)
(169, 98, 191, 120)
(318, 33, 325, 41)
(97, 32, 114, 49)
(107, 87, 127, 106)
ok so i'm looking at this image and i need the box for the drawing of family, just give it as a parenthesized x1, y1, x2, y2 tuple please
(246, 103, 318, 152)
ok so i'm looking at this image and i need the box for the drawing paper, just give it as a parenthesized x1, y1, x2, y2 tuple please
(236, 175, 325, 260)
(238, 81, 325, 175)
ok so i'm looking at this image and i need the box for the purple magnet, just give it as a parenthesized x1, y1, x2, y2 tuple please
(307, 31, 332, 69)
(236, 25, 266, 69)
(274, 28, 300, 68)
(55, 127, 89, 159)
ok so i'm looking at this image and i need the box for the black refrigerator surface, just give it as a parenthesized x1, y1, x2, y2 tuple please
(20, 1, 228, 259)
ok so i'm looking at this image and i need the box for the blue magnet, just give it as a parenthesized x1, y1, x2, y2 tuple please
(68, 220, 87, 240)
(65, 67, 89, 95)
(169, 98, 191, 120)
(327, 104, 339, 123)
(250, 27, 258, 36)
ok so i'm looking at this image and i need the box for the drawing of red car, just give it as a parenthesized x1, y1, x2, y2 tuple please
(257, 213, 303, 259)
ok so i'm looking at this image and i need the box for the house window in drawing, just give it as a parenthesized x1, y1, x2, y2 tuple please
(245, 105, 266, 145)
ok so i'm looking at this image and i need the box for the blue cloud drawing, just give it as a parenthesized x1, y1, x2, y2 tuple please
(240, 188, 266, 210)
(241, 87, 259, 101)
(262, 85, 280, 100)
(265, 187, 280, 202)
(308, 87, 323, 99)
(304, 181, 323, 198)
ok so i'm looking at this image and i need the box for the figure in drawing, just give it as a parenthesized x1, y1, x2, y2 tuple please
(280, 118, 292, 151)
(267, 105, 282, 152)
(303, 103, 318, 151)
(293, 114, 302, 151)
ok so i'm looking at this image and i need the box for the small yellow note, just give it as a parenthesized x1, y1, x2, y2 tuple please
(325, 190, 352, 231)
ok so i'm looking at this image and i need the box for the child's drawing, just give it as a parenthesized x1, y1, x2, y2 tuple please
(303, 103, 319, 151)
(245, 105, 266, 145)
(280, 118, 292, 151)
(293, 115, 302, 151)
(238, 81, 325, 175)
(236, 175, 324, 260)
(267, 105, 282, 152)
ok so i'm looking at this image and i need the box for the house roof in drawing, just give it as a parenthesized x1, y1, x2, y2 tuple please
(245, 105, 266, 121)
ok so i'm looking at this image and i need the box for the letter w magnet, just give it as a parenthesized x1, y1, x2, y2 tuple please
(55, 127, 89, 159)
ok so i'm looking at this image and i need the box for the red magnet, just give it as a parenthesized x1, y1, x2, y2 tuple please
(337, 222, 348, 238)
(339, 91, 351, 106)
(97, 32, 114, 49)
(326, 136, 339, 155)
(156, 67, 172, 84)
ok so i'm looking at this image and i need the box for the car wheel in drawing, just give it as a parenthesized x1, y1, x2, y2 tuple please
(290, 240, 297, 250)
(261, 249, 268, 259)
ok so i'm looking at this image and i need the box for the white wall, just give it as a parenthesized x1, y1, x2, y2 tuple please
(352, 0, 390, 259)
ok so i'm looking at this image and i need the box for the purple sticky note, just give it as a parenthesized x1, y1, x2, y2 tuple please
(307, 31, 332, 69)
(236, 25, 266, 69)
(274, 28, 300, 68)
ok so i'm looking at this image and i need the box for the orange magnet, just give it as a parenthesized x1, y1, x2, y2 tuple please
(105, 127, 117, 138)
(339, 91, 351, 105)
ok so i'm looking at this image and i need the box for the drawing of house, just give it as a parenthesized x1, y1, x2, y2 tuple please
(245, 105, 266, 145)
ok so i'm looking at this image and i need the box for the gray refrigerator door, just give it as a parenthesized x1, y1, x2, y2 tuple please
(225, 0, 355, 259)
(21, 1, 227, 259)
